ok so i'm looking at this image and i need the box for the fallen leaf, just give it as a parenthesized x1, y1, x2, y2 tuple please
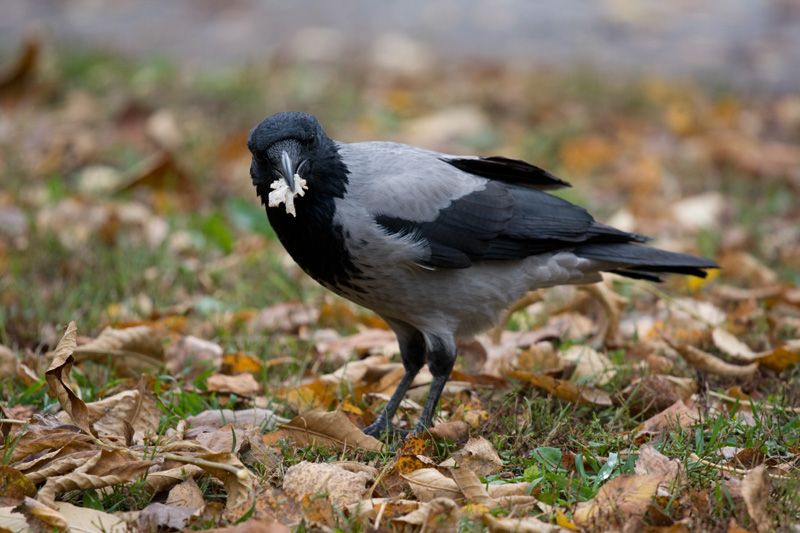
(187, 407, 288, 429)
(283, 461, 372, 507)
(756, 339, 800, 372)
(450, 466, 498, 508)
(634, 445, 682, 485)
(392, 496, 461, 531)
(0, 466, 36, 500)
(573, 474, 661, 526)
(206, 372, 262, 397)
(712, 328, 758, 361)
(137, 502, 194, 531)
(194, 452, 256, 509)
(12, 496, 68, 532)
(741, 465, 770, 533)
(508, 370, 614, 406)
(403, 468, 462, 502)
(439, 436, 503, 477)
(73, 325, 165, 377)
(165, 477, 205, 509)
(277, 410, 383, 452)
(482, 513, 563, 532)
(666, 337, 759, 377)
(634, 400, 700, 443)
(559, 344, 617, 385)
(45, 322, 91, 435)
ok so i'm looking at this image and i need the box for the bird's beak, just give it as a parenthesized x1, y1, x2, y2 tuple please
(280, 150, 297, 191)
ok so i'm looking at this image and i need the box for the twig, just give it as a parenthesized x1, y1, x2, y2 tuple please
(689, 453, 788, 480)
(708, 390, 800, 414)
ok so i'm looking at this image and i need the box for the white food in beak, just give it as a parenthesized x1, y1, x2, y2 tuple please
(268, 174, 308, 216)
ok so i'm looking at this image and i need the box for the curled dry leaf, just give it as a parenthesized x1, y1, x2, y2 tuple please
(481, 513, 563, 533)
(283, 461, 372, 507)
(573, 474, 661, 526)
(403, 468, 462, 502)
(507, 370, 613, 406)
(166, 477, 205, 509)
(634, 445, 682, 486)
(141, 464, 205, 496)
(449, 466, 498, 508)
(137, 502, 195, 532)
(392, 497, 461, 531)
(439, 436, 503, 477)
(222, 486, 304, 528)
(757, 339, 800, 372)
(61, 374, 160, 442)
(73, 325, 165, 377)
(194, 452, 256, 510)
(38, 449, 157, 508)
(12, 496, 68, 532)
(559, 344, 616, 386)
(741, 465, 771, 533)
(633, 400, 700, 443)
(166, 335, 223, 378)
(45, 322, 91, 435)
(206, 372, 262, 397)
(277, 410, 383, 452)
(665, 336, 759, 377)
(0, 465, 36, 500)
(187, 407, 288, 430)
(712, 328, 758, 361)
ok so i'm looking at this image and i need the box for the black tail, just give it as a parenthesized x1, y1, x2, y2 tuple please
(573, 243, 718, 282)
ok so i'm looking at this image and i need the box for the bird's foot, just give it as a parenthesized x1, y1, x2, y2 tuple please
(362, 420, 411, 440)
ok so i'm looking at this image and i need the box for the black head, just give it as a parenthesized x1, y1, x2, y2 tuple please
(247, 112, 342, 195)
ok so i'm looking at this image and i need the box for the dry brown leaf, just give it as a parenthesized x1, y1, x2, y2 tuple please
(275, 379, 338, 413)
(0, 30, 41, 97)
(393, 497, 461, 531)
(481, 513, 563, 532)
(278, 410, 383, 452)
(137, 502, 195, 531)
(667, 337, 759, 377)
(634, 445, 682, 486)
(757, 339, 800, 372)
(73, 325, 165, 377)
(439, 436, 503, 477)
(63, 374, 160, 442)
(559, 344, 616, 385)
(221, 352, 263, 374)
(206, 372, 262, 397)
(449, 466, 498, 508)
(205, 520, 291, 533)
(140, 464, 204, 496)
(166, 477, 205, 509)
(12, 496, 68, 532)
(248, 301, 317, 334)
(37, 449, 157, 507)
(712, 328, 758, 361)
(222, 486, 304, 528)
(22, 445, 98, 485)
(634, 400, 700, 443)
(621, 375, 682, 418)
(403, 468, 462, 502)
(166, 335, 223, 378)
(187, 407, 288, 429)
(741, 465, 770, 533)
(283, 461, 372, 507)
(573, 474, 661, 526)
(0, 466, 36, 500)
(45, 322, 91, 435)
(508, 370, 613, 406)
(194, 452, 256, 509)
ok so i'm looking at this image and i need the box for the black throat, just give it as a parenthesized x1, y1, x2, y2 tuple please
(257, 147, 363, 291)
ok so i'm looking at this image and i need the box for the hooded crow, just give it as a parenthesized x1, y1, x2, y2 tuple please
(248, 111, 718, 439)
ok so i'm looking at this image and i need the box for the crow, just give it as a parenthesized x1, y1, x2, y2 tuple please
(247, 111, 718, 439)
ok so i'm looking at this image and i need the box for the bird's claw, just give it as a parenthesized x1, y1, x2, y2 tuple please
(362, 421, 411, 440)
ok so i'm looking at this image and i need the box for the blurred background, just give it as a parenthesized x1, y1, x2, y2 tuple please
(3, 0, 800, 90)
(1, 1, 799, 349)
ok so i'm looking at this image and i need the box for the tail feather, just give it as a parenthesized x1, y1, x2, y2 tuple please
(574, 243, 718, 280)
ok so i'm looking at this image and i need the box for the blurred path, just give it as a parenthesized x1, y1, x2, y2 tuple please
(1, 0, 799, 90)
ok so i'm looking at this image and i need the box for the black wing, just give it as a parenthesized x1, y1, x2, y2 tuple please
(444, 156, 572, 191)
(376, 180, 646, 269)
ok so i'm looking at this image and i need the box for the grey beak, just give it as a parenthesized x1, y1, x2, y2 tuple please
(280, 150, 297, 191)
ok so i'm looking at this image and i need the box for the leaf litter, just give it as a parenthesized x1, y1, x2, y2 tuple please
(0, 28, 799, 533)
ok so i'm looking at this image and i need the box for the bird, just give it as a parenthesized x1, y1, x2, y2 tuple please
(247, 111, 718, 439)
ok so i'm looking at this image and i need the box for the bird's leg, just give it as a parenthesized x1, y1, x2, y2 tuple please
(414, 337, 456, 434)
(362, 327, 426, 439)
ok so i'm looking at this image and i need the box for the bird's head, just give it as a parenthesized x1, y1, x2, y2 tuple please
(248, 112, 341, 215)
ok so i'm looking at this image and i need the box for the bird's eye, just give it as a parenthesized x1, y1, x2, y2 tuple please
(308, 134, 317, 147)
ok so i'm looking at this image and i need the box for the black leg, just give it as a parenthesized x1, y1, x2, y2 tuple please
(415, 336, 456, 434)
(362, 320, 426, 439)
